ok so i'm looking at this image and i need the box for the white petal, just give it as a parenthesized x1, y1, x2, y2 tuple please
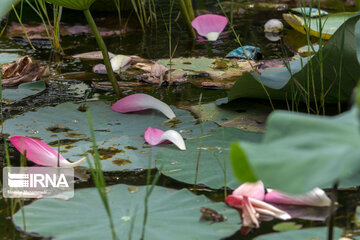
(160, 130, 186, 150)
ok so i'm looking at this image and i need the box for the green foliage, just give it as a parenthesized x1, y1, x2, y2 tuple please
(0, 0, 18, 18)
(228, 13, 360, 105)
(45, 0, 95, 10)
(13, 184, 240, 240)
(231, 106, 360, 194)
(2, 81, 46, 103)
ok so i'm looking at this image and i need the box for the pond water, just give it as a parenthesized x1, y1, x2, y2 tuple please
(1, 0, 360, 239)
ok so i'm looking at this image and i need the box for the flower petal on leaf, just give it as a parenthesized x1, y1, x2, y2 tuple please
(9, 136, 86, 167)
(111, 93, 176, 119)
(191, 14, 228, 41)
(144, 127, 186, 150)
(264, 188, 331, 207)
(110, 55, 132, 73)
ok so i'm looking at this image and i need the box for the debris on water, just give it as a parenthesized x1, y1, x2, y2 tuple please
(1, 56, 50, 87)
(72, 51, 116, 60)
(112, 159, 132, 166)
(225, 46, 262, 60)
(46, 124, 72, 133)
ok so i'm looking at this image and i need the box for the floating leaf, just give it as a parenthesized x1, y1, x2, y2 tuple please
(3, 101, 219, 171)
(13, 185, 240, 240)
(231, 107, 360, 194)
(0, 52, 21, 64)
(156, 127, 262, 189)
(283, 12, 355, 40)
(45, 0, 96, 10)
(272, 222, 302, 232)
(255, 227, 343, 240)
(2, 80, 46, 103)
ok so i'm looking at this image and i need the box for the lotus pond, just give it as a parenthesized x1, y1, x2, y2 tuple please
(1, 0, 360, 239)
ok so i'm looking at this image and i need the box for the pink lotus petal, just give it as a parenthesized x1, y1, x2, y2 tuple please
(233, 181, 265, 200)
(111, 93, 176, 119)
(144, 127, 186, 150)
(264, 188, 331, 207)
(191, 14, 228, 41)
(9, 136, 86, 167)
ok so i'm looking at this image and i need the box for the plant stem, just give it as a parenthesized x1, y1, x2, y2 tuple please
(327, 182, 338, 240)
(176, 0, 196, 38)
(83, 9, 121, 99)
(184, 0, 194, 20)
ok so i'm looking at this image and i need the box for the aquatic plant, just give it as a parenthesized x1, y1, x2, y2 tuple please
(111, 93, 176, 119)
(176, 0, 196, 38)
(44, 0, 121, 98)
(144, 127, 186, 150)
(9, 136, 86, 167)
(191, 14, 228, 41)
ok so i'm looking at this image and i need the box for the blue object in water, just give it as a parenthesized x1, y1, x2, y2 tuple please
(225, 45, 262, 60)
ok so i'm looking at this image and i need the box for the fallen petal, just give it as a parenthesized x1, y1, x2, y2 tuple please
(191, 14, 228, 41)
(111, 93, 176, 119)
(144, 127, 186, 150)
(264, 188, 331, 207)
(232, 181, 265, 200)
(110, 55, 132, 73)
(9, 136, 86, 167)
(250, 198, 291, 220)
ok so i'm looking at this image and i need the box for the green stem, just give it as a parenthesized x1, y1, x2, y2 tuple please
(184, 0, 195, 20)
(356, 0, 360, 11)
(83, 9, 121, 99)
(176, 0, 196, 38)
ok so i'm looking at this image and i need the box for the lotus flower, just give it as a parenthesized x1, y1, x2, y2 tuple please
(225, 181, 331, 228)
(144, 127, 186, 150)
(9, 136, 86, 167)
(111, 93, 176, 119)
(191, 14, 228, 41)
(225, 181, 290, 228)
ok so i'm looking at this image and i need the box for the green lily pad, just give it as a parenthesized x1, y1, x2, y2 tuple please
(13, 184, 240, 240)
(0, 52, 20, 64)
(291, 7, 328, 17)
(184, 101, 271, 133)
(228, 13, 360, 104)
(255, 227, 343, 240)
(272, 222, 302, 232)
(156, 127, 262, 189)
(3, 101, 219, 171)
(2, 80, 46, 102)
(231, 106, 360, 194)
(283, 12, 355, 39)
(157, 57, 254, 81)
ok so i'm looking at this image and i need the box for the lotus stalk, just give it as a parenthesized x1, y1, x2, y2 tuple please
(176, 0, 196, 38)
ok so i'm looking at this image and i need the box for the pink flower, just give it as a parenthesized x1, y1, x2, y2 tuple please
(191, 14, 228, 41)
(111, 93, 176, 119)
(225, 181, 330, 228)
(144, 127, 186, 150)
(9, 136, 86, 167)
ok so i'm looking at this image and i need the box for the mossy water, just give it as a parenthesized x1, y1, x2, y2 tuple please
(1, 0, 360, 239)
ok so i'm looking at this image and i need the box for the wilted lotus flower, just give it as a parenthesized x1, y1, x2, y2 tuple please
(111, 93, 176, 119)
(191, 14, 228, 41)
(9, 136, 86, 167)
(225, 181, 331, 228)
(144, 127, 186, 150)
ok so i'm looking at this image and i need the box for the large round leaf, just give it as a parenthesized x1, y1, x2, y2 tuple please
(156, 127, 262, 189)
(255, 227, 343, 240)
(13, 184, 240, 240)
(45, 0, 96, 10)
(2, 81, 46, 103)
(231, 107, 360, 194)
(3, 101, 219, 171)
(0, 0, 18, 19)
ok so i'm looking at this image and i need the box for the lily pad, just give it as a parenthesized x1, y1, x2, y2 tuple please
(0, 52, 21, 64)
(255, 227, 343, 240)
(231, 106, 360, 194)
(3, 101, 219, 171)
(291, 7, 328, 17)
(13, 184, 240, 240)
(156, 127, 262, 189)
(156, 57, 254, 81)
(2, 80, 46, 103)
(184, 101, 271, 133)
(228, 13, 360, 104)
(283, 12, 355, 40)
(272, 222, 302, 232)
